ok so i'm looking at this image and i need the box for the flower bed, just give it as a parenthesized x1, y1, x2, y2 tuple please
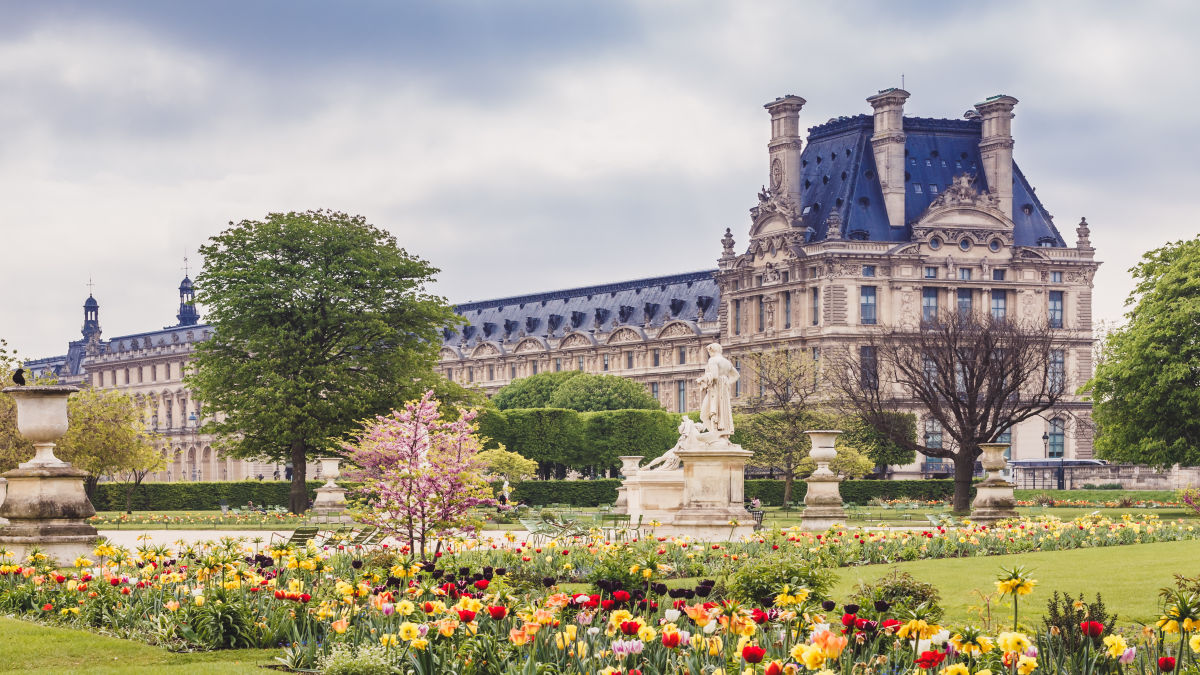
(2, 515, 1200, 673)
(88, 511, 309, 530)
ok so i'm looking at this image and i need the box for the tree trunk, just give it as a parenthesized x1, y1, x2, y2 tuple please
(289, 441, 308, 514)
(782, 471, 794, 506)
(952, 451, 976, 515)
(124, 484, 134, 514)
(84, 475, 99, 501)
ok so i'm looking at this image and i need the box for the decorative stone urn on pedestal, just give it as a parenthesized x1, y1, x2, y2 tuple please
(612, 456, 644, 515)
(800, 430, 847, 531)
(311, 457, 351, 522)
(0, 386, 98, 563)
(970, 443, 1018, 525)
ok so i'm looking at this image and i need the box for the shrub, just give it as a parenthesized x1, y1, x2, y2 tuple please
(581, 409, 679, 472)
(745, 479, 962, 507)
(89, 480, 338, 511)
(318, 642, 393, 675)
(849, 569, 944, 621)
(1033, 492, 1057, 507)
(726, 550, 835, 607)
(1042, 591, 1116, 651)
(500, 479, 620, 507)
(1081, 483, 1123, 490)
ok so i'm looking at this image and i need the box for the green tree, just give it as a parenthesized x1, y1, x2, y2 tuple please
(476, 447, 539, 484)
(187, 209, 456, 513)
(738, 348, 822, 505)
(56, 388, 159, 498)
(547, 373, 662, 412)
(0, 338, 33, 472)
(113, 444, 167, 514)
(1087, 237, 1200, 466)
(796, 445, 875, 479)
(581, 409, 679, 475)
(838, 412, 917, 468)
(485, 408, 584, 479)
(492, 371, 582, 410)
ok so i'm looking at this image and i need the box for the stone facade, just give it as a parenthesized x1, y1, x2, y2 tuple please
(440, 89, 1101, 479)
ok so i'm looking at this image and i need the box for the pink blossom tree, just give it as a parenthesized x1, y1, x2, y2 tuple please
(341, 391, 494, 561)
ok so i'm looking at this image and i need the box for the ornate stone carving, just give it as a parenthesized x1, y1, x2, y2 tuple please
(824, 211, 843, 240)
(930, 174, 1001, 209)
(720, 228, 736, 258)
(698, 343, 739, 438)
(659, 322, 694, 339)
(609, 327, 642, 344)
(560, 333, 592, 349)
(762, 262, 783, 285)
(749, 186, 800, 225)
(1076, 217, 1093, 250)
(471, 342, 500, 357)
(514, 338, 544, 354)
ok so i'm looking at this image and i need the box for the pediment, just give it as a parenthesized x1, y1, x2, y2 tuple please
(513, 337, 548, 354)
(470, 341, 503, 358)
(607, 327, 646, 344)
(559, 332, 597, 349)
(656, 321, 699, 340)
(438, 347, 462, 361)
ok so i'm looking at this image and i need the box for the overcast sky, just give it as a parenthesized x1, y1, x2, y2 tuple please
(3, 0, 1197, 359)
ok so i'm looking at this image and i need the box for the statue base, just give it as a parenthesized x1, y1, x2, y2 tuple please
(310, 485, 353, 523)
(0, 464, 98, 564)
(800, 474, 847, 531)
(970, 480, 1019, 526)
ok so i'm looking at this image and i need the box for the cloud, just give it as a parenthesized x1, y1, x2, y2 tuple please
(1, 0, 1198, 359)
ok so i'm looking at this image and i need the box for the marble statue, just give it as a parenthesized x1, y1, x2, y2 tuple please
(641, 417, 698, 472)
(697, 343, 739, 437)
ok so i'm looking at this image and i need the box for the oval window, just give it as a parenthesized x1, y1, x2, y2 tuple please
(929, 237, 942, 250)
(959, 239, 972, 251)
(989, 239, 1002, 252)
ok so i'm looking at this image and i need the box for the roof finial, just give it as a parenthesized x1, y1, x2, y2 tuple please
(182, 254, 190, 278)
(901, 73, 905, 90)
(86, 275, 95, 295)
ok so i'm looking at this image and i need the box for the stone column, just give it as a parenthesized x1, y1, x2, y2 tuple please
(311, 457, 350, 523)
(971, 443, 1018, 525)
(0, 386, 98, 563)
(613, 456, 643, 514)
(800, 430, 846, 531)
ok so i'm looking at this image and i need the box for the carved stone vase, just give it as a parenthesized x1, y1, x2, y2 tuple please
(800, 430, 847, 531)
(0, 386, 98, 563)
(312, 456, 350, 522)
(970, 443, 1018, 525)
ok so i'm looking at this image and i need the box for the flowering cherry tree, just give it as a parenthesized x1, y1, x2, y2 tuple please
(342, 391, 494, 560)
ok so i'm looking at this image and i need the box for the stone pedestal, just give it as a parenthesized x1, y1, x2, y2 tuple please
(311, 457, 352, 523)
(612, 456, 643, 515)
(0, 386, 98, 563)
(971, 443, 1018, 525)
(800, 430, 846, 532)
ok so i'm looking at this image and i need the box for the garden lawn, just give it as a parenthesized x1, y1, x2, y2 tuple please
(0, 616, 277, 674)
(829, 538, 1200, 628)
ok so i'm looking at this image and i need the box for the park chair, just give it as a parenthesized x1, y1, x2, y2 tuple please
(270, 525, 320, 548)
(599, 513, 631, 541)
(518, 515, 554, 545)
(748, 510, 765, 530)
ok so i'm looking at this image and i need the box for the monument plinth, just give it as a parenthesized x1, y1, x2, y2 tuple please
(619, 343, 755, 539)
(311, 457, 351, 523)
(800, 430, 847, 531)
(0, 386, 98, 563)
(970, 443, 1018, 525)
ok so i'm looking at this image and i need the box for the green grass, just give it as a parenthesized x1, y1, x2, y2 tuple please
(829, 538, 1200, 627)
(1013, 488, 1180, 503)
(0, 616, 278, 673)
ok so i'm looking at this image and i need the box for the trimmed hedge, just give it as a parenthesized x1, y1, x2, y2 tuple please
(90, 481, 352, 512)
(745, 479, 965, 506)
(501, 479, 621, 507)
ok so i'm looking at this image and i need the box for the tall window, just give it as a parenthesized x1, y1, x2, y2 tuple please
(678, 346, 687, 364)
(860, 286, 877, 325)
(733, 359, 741, 397)
(990, 289, 1007, 320)
(811, 287, 820, 325)
(757, 296, 765, 331)
(653, 349, 661, 366)
(1049, 291, 1064, 328)
(603, 354, 610, 371)
(1051, 271, 1062, 283)
(676, 380, 687, 413)
(555, 358, 563, 372)
(625, 352, 634, 369)
(532, 362, 539, 375)
(510, 366, 517, 379)
(922, 287, 938, 322)
(922, 355, 938, 387)
(995, 426, 1011, 444)
(577, 356, 585, 371)
(446, 368, 453, 382)
(811, 347, 820, 385)
(860, 345, 878, 390)
(733, 299, 742, 335)
(488, 365, 495, 380)
(957, 288, 973, 315)
(783, 290, 792, 328)
(925, 418, 943, 449)
(1049, 349, 1065, 393)
(467, 367, 474, 382)
(1048, 418, 1065, 458)
(650, 382, 659, 401)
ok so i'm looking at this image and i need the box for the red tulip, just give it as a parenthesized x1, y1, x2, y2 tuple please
(915, 650, 946, 669)
(457, 609, 476, 622)
(487, 605, 508, 620)
(110, 578, 120, 586)
(1080, 621, 1105, 637)
(620, 620, 641, 636)
(661, 631, 681, 648)
(765, 662, 784, 675)
(1159, 657, 1177, 672)
(613, 590, 630, 602)
(41, 603, 52, 611)
(742, 644, 767, 663)
(299, 593, 311, 603)
(474, 579, 489, 590)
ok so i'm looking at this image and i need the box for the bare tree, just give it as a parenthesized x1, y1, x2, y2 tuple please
(738, 348, 821, 505)
(833, 311, 1070, 514)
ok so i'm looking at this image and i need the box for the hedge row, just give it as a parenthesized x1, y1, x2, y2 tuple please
(93, 477, 960, 511)
(744, 479, 963, 506)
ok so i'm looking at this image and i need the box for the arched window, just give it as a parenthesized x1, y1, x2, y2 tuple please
(1048, 418, 1065, 458)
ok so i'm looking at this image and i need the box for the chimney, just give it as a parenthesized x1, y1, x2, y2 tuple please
(974, 94, 1018, 216)
(763, 95, 806, 207)
(866, 88, 910, 228)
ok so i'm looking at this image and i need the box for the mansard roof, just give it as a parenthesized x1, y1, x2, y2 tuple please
(26, 324, 214, 378)
(796, 114, 1065, 246)
(444, 270, 719, 350)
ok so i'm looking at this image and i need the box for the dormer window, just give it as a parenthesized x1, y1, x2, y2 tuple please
(929, 184, 939, 194)
(913, 184, 923, 194)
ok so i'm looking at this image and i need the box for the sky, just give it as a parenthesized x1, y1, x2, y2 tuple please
(3, 0, 1198, 359)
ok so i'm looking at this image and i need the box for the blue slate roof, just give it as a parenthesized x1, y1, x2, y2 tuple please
(796, 115, 1065, 246)
(26, 325, 214, 379)
(444, 270, 719, 348)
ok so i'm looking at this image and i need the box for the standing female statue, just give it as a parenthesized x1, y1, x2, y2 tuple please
(697, 343, 739, 438)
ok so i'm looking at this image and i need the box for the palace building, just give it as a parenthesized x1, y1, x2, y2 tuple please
(25, 280, 306, 483)
(438, 89, 1100, 478)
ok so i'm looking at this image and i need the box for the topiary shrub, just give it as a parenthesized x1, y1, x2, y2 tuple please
(848, 569, 944, 621)
(726, 549, 835, 607)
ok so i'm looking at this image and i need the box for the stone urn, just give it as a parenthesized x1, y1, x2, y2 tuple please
(612, 455, 644, 514)
(970, 443, 1018, 525)
(0, 386, 98, 563)
(311, 456, 350, 522)
(800, 430, 847, 531)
